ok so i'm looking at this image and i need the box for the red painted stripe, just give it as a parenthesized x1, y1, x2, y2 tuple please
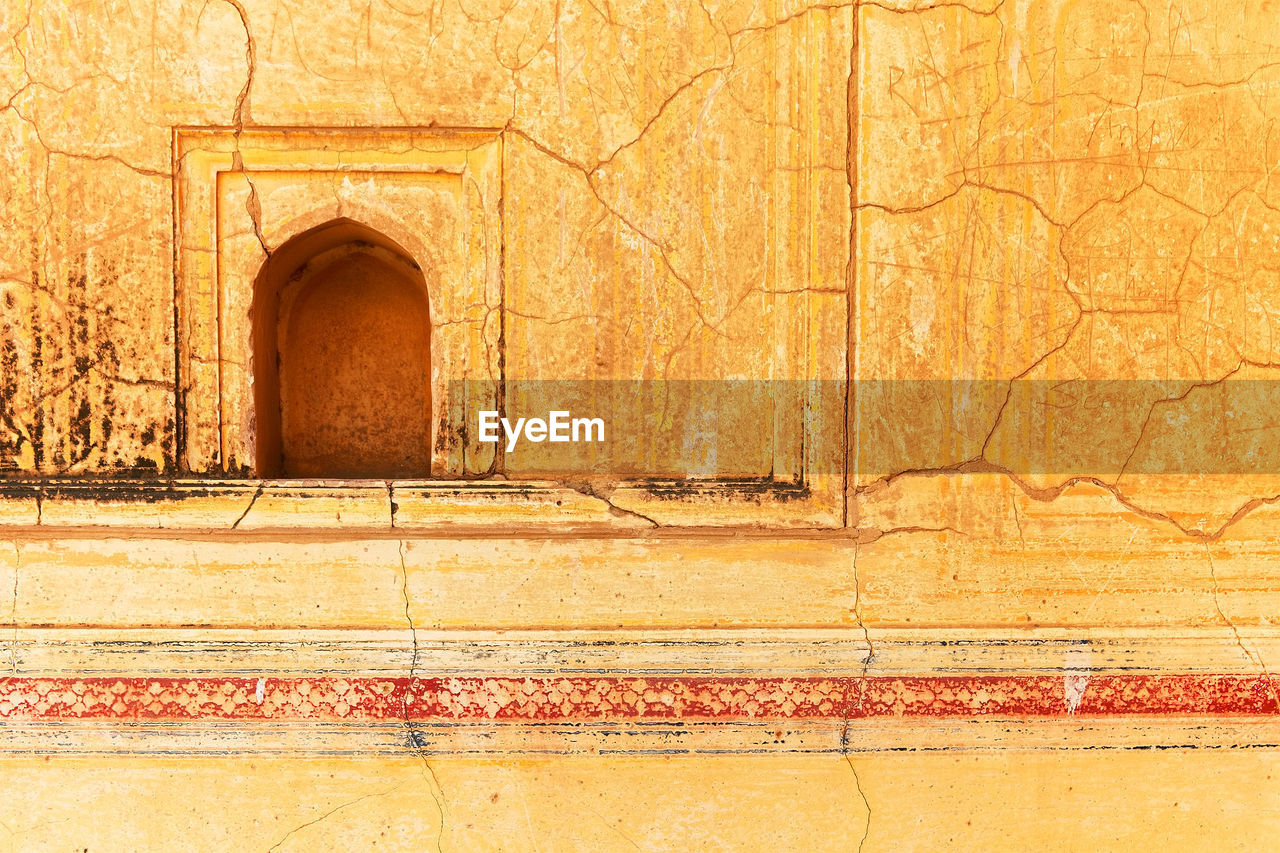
(0, 675, 1275, 721)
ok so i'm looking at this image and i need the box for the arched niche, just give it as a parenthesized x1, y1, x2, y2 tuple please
(252, 219, 432, 478)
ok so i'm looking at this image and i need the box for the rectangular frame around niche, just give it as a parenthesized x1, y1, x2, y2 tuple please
(174, 127, 504, 480)
(174, 127, 845, 528)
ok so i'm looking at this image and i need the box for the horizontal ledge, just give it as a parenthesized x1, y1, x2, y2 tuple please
(173, 124, 508, 135)
(0, 479, 839, 531)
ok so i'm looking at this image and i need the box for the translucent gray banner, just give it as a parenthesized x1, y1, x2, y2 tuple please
(444, 380, 1280, 477)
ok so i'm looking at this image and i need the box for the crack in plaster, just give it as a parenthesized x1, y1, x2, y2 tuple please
(729, 2, 857, 39)
(221, 0, 255, 133)
(845, 0, 860, 530)
(858, 524, 968, 543)
(857, 457, 1280, 543)
(1115, 359, 1280, 480)
(398, 539, 448, 852)
(230, 483, 263, 529)
(860, 0, 1003, 15)
(563, 480, 660, 527)
(1205, 544, 1279, 708)
(4, 6, 165, 179)
(1010, 492, 1027, 549)
(266, 782, 406, 853)
(1, 103, 169, 178)
(218, 0, 271, 260)
(842, 539, 873, 853)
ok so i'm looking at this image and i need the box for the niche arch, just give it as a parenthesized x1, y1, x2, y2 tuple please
(252, 219, 433, 478)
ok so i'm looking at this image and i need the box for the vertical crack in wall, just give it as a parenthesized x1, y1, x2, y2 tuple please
(222, 0, 254, 135)
(1205, 544, 1278, 706)
(220, 0, 270, 261)
(1010, 492, 1027, 550)
(398, 539, 448, 851)
(842, 539, 872, 852)
(240, 165, 271, 260)
(844, 8, 871, 850)
(844, 0, 859, 531)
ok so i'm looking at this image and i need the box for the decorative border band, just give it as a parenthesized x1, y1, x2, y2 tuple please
(0, 674, 1274, 721)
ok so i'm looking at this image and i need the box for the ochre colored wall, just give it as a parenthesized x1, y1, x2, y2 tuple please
(3, 0, 1280, 849)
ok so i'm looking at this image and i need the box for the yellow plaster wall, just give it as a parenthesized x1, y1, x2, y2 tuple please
(2, 0, 1280, 848)
(2, 753, 1278, 851)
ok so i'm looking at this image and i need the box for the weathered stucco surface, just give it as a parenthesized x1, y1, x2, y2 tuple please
(3, 0, 1280, 848)
(0, 0, 848, 479)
